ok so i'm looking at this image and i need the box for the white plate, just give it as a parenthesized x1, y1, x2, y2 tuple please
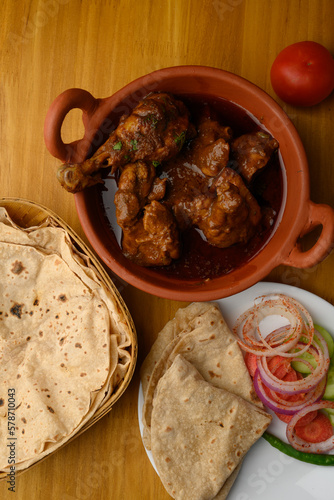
(138, 282, 334, 500)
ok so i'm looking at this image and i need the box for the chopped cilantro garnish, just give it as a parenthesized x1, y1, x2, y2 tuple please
(131, 139, 138, 151)
(113, 141, 122, 150)
(144, 115, 158, 128)
(174, 131, 186, 147)
(152, 161, 160, 168)
(257, 132, 269, 139)
(151, 116, 158, 128)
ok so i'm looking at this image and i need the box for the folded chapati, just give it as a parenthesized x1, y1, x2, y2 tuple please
(151, 355, 271, 500)
(0, 208, 133, 472)
(140, 302, 213, 397)
(141, 302, 262, 450)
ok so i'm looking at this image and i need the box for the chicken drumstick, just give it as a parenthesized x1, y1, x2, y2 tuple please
(57, 92, 192, 193)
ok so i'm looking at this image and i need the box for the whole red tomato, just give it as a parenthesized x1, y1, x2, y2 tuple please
(270, 41, 334, 106)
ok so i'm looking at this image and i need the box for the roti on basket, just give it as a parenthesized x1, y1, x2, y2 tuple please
(0, 207, 133, 472)
(151, 355, 271, 500)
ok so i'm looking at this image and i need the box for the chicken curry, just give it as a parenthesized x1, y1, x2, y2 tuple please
(57, 92, 282, 272)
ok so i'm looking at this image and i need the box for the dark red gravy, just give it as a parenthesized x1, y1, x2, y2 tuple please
(97, 94, 284, 281)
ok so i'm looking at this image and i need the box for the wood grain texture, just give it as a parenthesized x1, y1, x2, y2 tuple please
(0, 0, 333, 498)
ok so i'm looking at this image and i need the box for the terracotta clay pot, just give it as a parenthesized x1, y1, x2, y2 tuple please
(44, 66, 334, 300)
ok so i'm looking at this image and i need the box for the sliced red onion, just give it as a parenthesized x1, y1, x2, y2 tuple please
(268, 377, 326, 408)
(257, 330, 330, 395)
(286, 401, 334, 453)
(253, 370, 290, 414)
(253, 371, 326, 415)
(233, 294, 314, 357)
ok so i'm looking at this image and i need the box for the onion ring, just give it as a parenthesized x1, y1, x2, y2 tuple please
(286, 401, 334, 453)
(253, 370, 326, 415)
(233, 294, 314, 357)
(257, 330, 329, 395)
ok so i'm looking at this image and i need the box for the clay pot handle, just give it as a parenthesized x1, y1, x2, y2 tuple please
(44, 88, 98, 163)
(282, 201, 334, 268)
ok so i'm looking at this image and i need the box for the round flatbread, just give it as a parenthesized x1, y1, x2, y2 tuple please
(0, 208, 133, 471)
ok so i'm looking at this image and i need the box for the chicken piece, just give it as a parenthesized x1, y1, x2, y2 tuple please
(191, 119, 233, 177)
(114, 161, 166, 229)
(231, 131, 279, 183)
(57, 92, 192, 193)
(177, 167, 261, 248)
(163, 118, 233, 230)
(121, 201, 180, 266)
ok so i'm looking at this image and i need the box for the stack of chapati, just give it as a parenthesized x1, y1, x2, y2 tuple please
(0, 207, 134, 473)
(140, 302, 272, 499)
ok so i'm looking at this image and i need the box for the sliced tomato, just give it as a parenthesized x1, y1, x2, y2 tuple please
(244, 352, 258, 378)
(294, 412, 334, 443)
(275, 412, 293, 423)
(284, 393, 305, 403)
(295, 410, 318, 427)
(268, 356, 292, 379)
(283, 370, 298, 382)
(265, 363, 308, 406)
(276, 409, 318, 425)
(282, 371, 309, 402)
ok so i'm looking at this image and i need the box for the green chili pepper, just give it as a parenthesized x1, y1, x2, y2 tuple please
(152, 161, 160, 168)
(263, 432, 334, 466)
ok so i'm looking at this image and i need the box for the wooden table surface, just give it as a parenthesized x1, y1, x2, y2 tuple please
(1, 1, 334, 499)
